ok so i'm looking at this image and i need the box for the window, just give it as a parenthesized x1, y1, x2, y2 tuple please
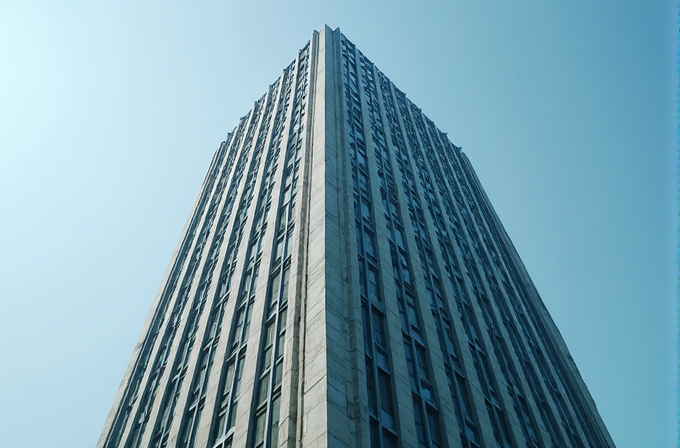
(416, 345, 429, 380)
(262, 323, 275, 370)
(227, 401, 238, 433)
(382, 430, 398, 448)
(280, 266, 290, 305)
(413, 401, 427, 448)
(398, 251, 411, 284)
(242, 304, 253, 343)
(273, 360, 283, 389)
(257, 372, 270, 406)
(370, 419, 380, 448)
(233, 358, 244, 397)
(362, 304, 372, 351)
(355, 225, 363, 252)
(268, 272, 281, 315)
(364, 229, 376, 259)
(366, 357, 378, 414)
(274, 237, 284, 261)
(367, 266, 380, 303)
(232, 308, 245, 348)
(378, 370, 394, 418)
(269, 396, 280, 447)
(283, 233, 292, 259)
(427, 407, 442, 447)
(404, 342, 417, 390)
(359, 264, 367, 298)
(253, 411, 266, 447)
(371, 311, 386, 348)
(407, 301, 419, 332)
(359, 170, 369, 193)
(361, 198, 372, 222)
(277, 310, 287, 356)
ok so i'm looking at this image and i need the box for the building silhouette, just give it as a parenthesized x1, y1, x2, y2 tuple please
(97, 26, 615, 448)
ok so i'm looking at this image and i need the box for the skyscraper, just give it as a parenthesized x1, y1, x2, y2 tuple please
(97, 25, 614, 448)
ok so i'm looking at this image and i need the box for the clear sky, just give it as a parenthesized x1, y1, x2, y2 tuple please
(0, 2, 675, 448)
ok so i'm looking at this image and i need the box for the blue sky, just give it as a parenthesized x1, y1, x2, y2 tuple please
(0, 2, 675, 447)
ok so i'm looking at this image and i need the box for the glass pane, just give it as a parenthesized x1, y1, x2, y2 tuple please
(227, 401, 238, 430)
(413, 401, 426, 445)
(234, 361, 244, 396)
(416, 345, 428, 380)
(361, 304, 372, 351)
(355, 225, 363, 252)
(233, 309, 244, 343)
(364, 230, 375, 257)
(383, 431, 398, 448)
(274, 361, 283, 388)
(269, 397, 281, 446)
(270, 272, 281, 302)
(258, 372, 270, 405)
(224, 362, 235, 397)
(278, 309, 287, 332)
(361, 199, 371, 221)
(265, 322, 275, 345)
(263, 346, 273, 370)
(277, 329, 286, 356)
(359, 264, 367, 297)
(284, 234, 292, 258)
(378, 370, 393, 415)
(215, 411, 227, 438)
(428, 408, 442, 445)
(254, 412, 266, 446)
(371, 312, 385, 347)
(366, 358, 377, 413)
(368, 267, 380, 302)
(280, 267, 290, 303)
(370, 420, 380, 448)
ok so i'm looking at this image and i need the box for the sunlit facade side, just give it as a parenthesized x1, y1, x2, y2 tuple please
(97, 26, 614, 448)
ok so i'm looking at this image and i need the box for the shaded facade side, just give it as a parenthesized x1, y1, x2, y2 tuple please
(329, 29, 614, 448)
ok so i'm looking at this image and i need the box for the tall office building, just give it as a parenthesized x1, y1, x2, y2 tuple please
(97, 26, 614, 448)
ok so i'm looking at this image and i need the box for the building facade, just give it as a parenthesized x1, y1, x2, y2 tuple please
(97, 26, 615, 448)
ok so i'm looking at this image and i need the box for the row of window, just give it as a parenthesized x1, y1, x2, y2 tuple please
(248, 42, 310, 448)
(120, 93, 269, 448)
(107, 42, 311, 448)
(359, 51, 443, 448)
(104, 110, 251, 448)
(210, 47, 309, 448)
(375, 40, 572, 447)
(411, 87, 595, 447)
(342, 36, 401, 448)
(176, 73, 287, 448)
(388, 84, 483, 447)
(404, 98, 521, 448)
(431, 127, 575, 447)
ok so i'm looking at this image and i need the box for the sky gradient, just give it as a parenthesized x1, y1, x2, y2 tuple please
(0, 2, 676, 448)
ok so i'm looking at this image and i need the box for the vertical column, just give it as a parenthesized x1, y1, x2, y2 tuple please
(297, 25, 356, 448)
